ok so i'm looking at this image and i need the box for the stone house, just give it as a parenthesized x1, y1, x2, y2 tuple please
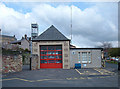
(11, 34, 30, 50)
(0, 35, 17, 45)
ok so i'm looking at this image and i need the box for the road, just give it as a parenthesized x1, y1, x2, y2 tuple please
(2, 62, 119, 87)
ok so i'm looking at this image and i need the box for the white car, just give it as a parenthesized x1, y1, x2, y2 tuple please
(115, 58, 119, 61)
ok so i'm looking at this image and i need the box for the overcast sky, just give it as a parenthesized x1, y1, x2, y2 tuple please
(0, 2, 118, 48)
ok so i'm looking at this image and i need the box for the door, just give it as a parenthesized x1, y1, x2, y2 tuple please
(40, 45, 62, 68)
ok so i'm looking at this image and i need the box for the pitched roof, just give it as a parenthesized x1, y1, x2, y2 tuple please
(1, 35, 17, 40)
(11, 37, 29, 44)
(32, 25, 70, 41)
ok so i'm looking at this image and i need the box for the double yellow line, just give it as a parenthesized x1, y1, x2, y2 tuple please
(1, 78, 53, 82)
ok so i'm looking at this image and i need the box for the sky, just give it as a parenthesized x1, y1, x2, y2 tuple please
(0, 2, 118, 48)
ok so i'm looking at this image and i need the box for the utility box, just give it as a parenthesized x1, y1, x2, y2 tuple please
(75, 63, 81, 69)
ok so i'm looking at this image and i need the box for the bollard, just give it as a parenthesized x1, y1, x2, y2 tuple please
(30, 57, 32, 70)
(118, 60, 120, 70)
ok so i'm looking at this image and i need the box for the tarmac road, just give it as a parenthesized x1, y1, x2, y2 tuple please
(2, 62, 119, 87)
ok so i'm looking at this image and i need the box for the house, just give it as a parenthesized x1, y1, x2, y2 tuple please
(31, 25, 103, 69)
(0, 35, 17, 45)
(0, 32, 18, 50)
(11, 34, 30, 50)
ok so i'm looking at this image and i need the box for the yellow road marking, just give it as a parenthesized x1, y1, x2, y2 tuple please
(94, 69, 105, 75)
(2, 78, 53, 82)
(66, 78, 72, 80)
(36, 79, 52, 81)
(80, 77, 85, 79)
(74, 78, 78, 79)
(87, 77, 92, 79)
(2, 78, 19, 81)
(75, 69, 83, 75)
(102, 69, 114, 74)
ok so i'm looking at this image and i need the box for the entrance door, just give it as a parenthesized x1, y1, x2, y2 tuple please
(40, 45, 62, 68)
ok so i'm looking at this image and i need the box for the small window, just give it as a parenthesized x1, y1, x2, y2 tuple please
(56, 46, 62, 50)
(48, 55, 55, 59)
(48, 46, 55, 50)
(72, 51, 75, 54)
(56, 60, 62, 63)
(41, 46, 47, 51)
(56, 55, 62, 59)
(48, 60, 55, 63)
(41, 60, 47, 63)
(41, 56, 47, 59)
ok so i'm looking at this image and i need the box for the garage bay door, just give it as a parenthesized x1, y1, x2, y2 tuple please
(40, 45, 62, 68)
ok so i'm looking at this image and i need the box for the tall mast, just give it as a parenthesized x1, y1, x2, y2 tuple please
(71, 5, 72, 43)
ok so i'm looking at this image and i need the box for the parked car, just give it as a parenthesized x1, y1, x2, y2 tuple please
(110, 57, 116, 61)
(106, 57, 110, 60)
(115, 58, 119, 61)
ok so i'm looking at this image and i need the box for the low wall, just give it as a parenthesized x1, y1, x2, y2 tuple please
(2, 55, 22, 73)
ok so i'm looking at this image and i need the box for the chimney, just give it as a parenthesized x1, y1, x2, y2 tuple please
(25, 34, 27, 39)
(13, 35, 15, 37)
(0, 29, 1, 35)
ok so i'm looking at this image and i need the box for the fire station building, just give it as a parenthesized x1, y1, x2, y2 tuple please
(32, 25, 70, 69)
(32, 25, 103, 69)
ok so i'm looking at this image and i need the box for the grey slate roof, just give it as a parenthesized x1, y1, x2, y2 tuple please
(33, 25, 70, 41)
(10, 40, 21, 44)
(1, 35, 17, 40)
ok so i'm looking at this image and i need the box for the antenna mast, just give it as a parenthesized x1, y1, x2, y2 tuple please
(71, 5, 72, 43)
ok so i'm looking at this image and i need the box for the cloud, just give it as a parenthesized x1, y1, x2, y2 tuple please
(0, 2, 118, 47)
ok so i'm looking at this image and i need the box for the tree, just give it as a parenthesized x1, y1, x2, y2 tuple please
(96, 41, 112, 50)
(96, 41, 113, 58)
(108, 48, 120, 57)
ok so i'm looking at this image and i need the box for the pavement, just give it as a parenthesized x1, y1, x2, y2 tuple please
(1, 62, 119, 87)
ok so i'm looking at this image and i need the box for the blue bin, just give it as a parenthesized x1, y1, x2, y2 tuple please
(75, 63, 81, 69)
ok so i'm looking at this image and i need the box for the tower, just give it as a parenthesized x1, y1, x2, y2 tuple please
(31, 23, 38, 40)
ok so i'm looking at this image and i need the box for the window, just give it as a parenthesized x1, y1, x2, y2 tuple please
(72, 51, 75, 54)
(56, 46, 62, 50)
(78, 52, 81, 63)
(41, 46, 47, 51)
(56, 60, 62, 63)
(88, 52, 91, 63)
(48, 46, 55, 50)
(56, 55, 62, 59)
(82, 52, 87, 63)
(41, 60, 47, 63)
(48, 55, 55, 59)
(79, 52, 91, 63)
(48, 60, 55, 63)
(78, 52, 80, 59)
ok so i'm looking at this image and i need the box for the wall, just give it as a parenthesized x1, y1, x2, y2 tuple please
(32, 41, 70, 69)
(2, 44, 20, 50)
(70, 49, 102, 68)
(31, 54, 39, 70)
(2, 55, 22, 73)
